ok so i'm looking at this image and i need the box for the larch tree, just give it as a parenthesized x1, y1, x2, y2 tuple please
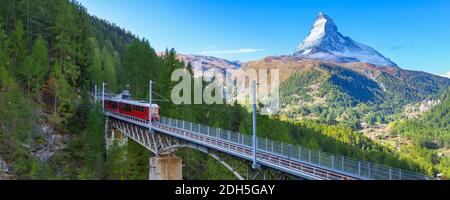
(0, 17, 8, 68)
(9, 21, 26, 70)
(19, 55, 32, 93)
(30, 35, 48, 97)
(87, 37, 102, 87)
(101, 47, 117, 91)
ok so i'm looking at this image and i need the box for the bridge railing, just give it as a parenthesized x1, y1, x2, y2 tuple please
(159, 116, 430, 180)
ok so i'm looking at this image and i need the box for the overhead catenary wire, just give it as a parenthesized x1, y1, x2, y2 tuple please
(177, 104, 251, 114)
(151, 91, 170, 102)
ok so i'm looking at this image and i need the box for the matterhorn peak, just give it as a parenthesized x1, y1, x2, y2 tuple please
(294, 12, 398, 67)
(315, 12, 337, 32)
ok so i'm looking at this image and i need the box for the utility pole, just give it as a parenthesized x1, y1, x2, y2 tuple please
(149, 80, 153, 133)
(102, 82, 106, 111)
(252, 80, 260, 169)
(94, 84, 97, 103)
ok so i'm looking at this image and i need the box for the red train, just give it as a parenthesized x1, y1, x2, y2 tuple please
(103, 91, 160, 121)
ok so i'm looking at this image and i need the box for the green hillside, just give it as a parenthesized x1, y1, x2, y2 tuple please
(280, 62, 450, 129)
(388, 92, 450, 178)
(391, 91, 450, 148)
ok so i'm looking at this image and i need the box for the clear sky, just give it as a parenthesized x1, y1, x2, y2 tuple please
(77, 0, 450, 75)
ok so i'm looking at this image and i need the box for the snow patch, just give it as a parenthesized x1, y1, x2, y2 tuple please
(440, 72, 450, 79)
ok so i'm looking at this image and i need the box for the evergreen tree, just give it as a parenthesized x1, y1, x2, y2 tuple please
(79, 106, 106, 179)
(106, 142, 128, 180)
(51, 62, 77, 115)
(87, 37, 102, 87)
(101, 46, 117, 91)
(0, 66, 32, 166)
(0, 17, 8, 68)
(30, 35, 48, 97)
(9, 21, 26, 69)
(19, 55, 32, 93)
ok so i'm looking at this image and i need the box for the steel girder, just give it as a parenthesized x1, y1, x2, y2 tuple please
(107, 116, 297, 180)
(108, 117, 180, 155)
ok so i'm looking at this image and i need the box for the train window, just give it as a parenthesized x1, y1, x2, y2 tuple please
(112, 102, 118, 109)
(122, 103, 131, 112)
(133, 105, 144, 112)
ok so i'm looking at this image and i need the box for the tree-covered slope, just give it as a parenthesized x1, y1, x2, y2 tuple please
(387, 91, 450, 178)
(391, 91, 450, 148)
(266, 56, 450, 128)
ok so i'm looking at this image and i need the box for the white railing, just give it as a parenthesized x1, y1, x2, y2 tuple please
(158, 116, 430, 180)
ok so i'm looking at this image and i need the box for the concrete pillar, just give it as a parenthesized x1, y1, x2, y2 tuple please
(149, 154, 182, 180)
(105, 118, 110, 151)
(105, 128, 127, 152)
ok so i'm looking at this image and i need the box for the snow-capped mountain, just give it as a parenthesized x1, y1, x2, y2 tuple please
(157, 52, 242, 78)
(176, 54, 241, 71)
(176, 54, 242, 80)
(294, 12, 398, 67)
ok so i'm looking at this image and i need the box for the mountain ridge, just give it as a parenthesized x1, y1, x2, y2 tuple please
(157, 52, 242, 78)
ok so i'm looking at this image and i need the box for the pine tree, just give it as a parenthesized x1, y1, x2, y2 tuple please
(30, 35, 48, 97)
(101, 47, 117, 91)
(0, 66, 32, 163)
(19, 55, 32, 93)
(9, 21, 26, 70)
(0, 17, 8, 68)
(50, 62, 76, 115)
(106, 142, 128, 180)
(87, 37, 102, 87)
(122, 39, 144, 96)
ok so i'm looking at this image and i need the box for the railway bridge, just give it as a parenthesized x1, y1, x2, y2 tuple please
(95, 84, 430, 180)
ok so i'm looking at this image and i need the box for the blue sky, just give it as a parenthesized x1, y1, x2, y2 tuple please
(77, 0, 450, 75)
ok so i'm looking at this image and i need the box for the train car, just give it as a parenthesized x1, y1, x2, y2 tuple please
(104, 95, 160, 121)
(104, 99, 120, 113)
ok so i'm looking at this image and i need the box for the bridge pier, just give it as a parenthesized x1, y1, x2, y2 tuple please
(105, 118, 127, 151)
(149, 154, 183, 180)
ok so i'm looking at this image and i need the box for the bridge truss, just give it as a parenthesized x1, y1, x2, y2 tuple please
(107, 116, 295, 180)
